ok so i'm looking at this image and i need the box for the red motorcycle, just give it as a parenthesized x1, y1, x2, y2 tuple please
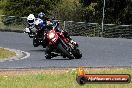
(46, 22, 82, 59)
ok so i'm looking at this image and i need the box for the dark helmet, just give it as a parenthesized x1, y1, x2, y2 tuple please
(38, 12, 46, 19)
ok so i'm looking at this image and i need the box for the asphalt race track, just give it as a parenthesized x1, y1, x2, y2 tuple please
(0, 32, 132, 68)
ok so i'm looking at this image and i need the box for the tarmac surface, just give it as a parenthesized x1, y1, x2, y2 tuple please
(0, 32, 132, 68)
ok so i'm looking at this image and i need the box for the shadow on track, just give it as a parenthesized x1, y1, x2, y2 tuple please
(39, 56, 71, 61)
(29, 49, 72, 60)
(28, 49, 45, 52)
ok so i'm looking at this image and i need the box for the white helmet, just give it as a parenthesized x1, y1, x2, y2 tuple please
(27, 14, 35, 25)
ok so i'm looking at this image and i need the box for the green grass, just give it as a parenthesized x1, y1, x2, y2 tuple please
(0, 68, 131, 88)
(0, 48, 16, 59)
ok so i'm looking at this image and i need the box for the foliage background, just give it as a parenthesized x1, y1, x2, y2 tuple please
(0, 0, 132, 24)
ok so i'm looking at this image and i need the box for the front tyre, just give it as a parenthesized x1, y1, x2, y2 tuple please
(28, 33, 34, 38)
(57, 43, 74, 60)
(72, 49, 82, 59)
(33, 36, 39, 47)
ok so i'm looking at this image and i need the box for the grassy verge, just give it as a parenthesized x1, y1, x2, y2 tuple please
(0, 21, 25, 33)
(0, 68, 131, 88)
(0, 48, 16, 60)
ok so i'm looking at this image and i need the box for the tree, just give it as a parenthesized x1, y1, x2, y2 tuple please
(94, 0, 132, 24)
(82, 0, 92, 6)
(3, 0, 60, 17)
(51, 0, 84, 21)
(2, 0, 132, 24)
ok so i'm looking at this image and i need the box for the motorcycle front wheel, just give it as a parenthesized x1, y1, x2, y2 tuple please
(33, 36, 39, 47)
(57, 43, 74, 60)
(72, 49, 82, 59)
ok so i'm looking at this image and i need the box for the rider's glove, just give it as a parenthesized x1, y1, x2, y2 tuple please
(47, 21, 53, 26)
(25, 28, 30, 33)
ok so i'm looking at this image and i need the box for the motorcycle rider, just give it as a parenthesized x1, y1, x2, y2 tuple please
(25, 13, 47, 38)
(25, 14, 36, 38)
(37, 13, 78, 59)
(26, 12, 77, 59)
(34, 14, 48, 48)
(25, 13, 47, 48)
(37, 12, 77, 45)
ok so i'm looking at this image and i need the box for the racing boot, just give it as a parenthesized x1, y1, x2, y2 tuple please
(70, 40, 78, 46)
(29, 33, 34, 38)
(68, 38, 78, 47)
(63, 31, 78, 47)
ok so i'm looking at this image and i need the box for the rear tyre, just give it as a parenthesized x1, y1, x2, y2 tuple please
(57, 43, 74, 60)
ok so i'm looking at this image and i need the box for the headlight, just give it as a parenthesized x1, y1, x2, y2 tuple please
(48, 32, 55, 39)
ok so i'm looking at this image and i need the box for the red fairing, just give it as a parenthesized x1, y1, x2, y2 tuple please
(57, 32, 70, 43)
(47, 27, 70, 45)
(47, 28, 58, 45)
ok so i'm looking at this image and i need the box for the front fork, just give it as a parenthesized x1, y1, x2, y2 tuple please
(58, 37, 74, 55)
